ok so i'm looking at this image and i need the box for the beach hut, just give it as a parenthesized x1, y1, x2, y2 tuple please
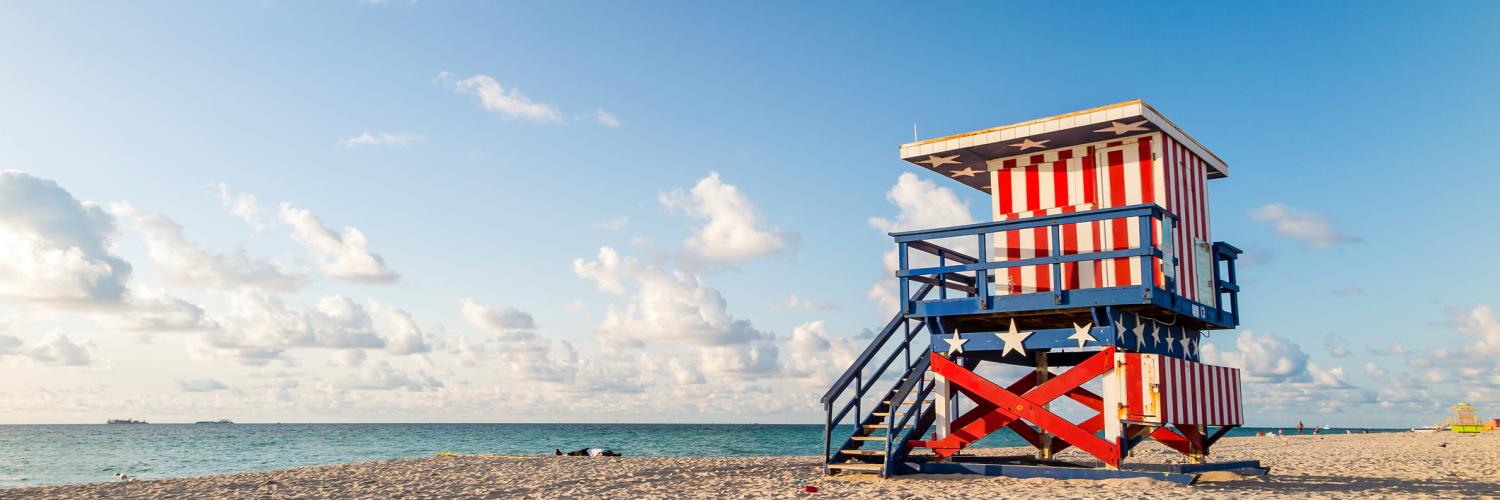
(820, 100, 1255, 482)
(1449, 403, 1483, 434)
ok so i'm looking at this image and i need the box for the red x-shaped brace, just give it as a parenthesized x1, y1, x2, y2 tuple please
(912, 347, 1206, 466)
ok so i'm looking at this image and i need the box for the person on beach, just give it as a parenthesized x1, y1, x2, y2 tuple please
(1297, 420, 1304, 435)
(556, 448, 621, 457)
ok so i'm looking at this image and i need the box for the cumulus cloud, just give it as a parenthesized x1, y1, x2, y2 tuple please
(330, 349, 367, 368)
(214, 183, 264, 231)
(368, 301, 434, 355)
(179, 379, 229, 392)
(700, 342, 780, 377)
(201, 293, 385, 359)
(337, 131, 426, 148)
(460, 299, 536, 341)
(660, 172, 795, 262)
(1250, 203, 1359, 249)
(117, 286, 216, 332)
(1199, 330, 1310, 382)
(113, 204, 304, 291)
(279, 202, 398, 283)
(0, 170, 132, 306)
(573, 246, 769, 349)
(1449, 304, 1500, 356)
(342, 361, 443, 391)
(593, 109, 621, 128)
(781, 320, 861, 382)
(449, 74, 563, 124)
(866, 173, 977, 316)
(0, 332, 101, 367)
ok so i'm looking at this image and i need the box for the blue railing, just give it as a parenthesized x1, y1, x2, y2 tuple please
(820, 283, 934, 475)
(888, 204, 1239, 328)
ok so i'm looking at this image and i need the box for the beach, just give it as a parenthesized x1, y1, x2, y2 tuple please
(4, 432, 1495, 499)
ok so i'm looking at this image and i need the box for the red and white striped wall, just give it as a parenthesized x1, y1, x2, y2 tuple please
(985, 133, 1215, 304)
(1118, 353, 1242, 427)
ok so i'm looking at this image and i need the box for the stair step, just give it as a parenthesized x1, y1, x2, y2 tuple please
(882, 399, 934, 405)
(840, 449, 885, 456)
(850, 436, 888, 441)
(861, 424, 912, 430)
(828, 463, 883, 473)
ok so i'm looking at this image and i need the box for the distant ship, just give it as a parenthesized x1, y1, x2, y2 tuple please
(194, 419, 235, 424)
(106, 419, 148, 424)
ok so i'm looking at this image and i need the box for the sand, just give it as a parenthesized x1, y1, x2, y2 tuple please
(4, 432, 1497, 499)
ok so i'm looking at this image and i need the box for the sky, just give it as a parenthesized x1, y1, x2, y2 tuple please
(1, 1, 1498, 427)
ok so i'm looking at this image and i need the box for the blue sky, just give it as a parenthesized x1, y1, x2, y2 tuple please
(1, 1, 1497, 426)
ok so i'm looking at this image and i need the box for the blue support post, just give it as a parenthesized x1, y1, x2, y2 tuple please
(1137, 215, 1154, 290)
(1049, 224, 1063, 303)
(937, 249, 947, 300)
(898, 242, 910, 315)
(976, 232, 989, 309)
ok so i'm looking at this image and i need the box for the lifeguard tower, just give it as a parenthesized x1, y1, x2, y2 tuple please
(820, 100, 1260, 483)
(1450, 403, 1483, 434)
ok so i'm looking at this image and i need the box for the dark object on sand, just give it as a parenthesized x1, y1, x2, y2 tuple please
(555, 448, 621, 457)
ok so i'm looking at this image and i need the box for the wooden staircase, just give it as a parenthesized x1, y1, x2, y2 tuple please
(821, 288, 943, 477)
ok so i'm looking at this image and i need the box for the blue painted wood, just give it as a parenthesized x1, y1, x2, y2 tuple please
(889, 204, 1176, 242)
(926, 310, 1202, 360)
(931, 326, 1114, 354)
(912, 462, 1197, 485)
(1123, 460, 1263, 474)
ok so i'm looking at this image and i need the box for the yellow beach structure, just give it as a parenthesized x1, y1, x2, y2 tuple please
(1449, 403, 1483, 434)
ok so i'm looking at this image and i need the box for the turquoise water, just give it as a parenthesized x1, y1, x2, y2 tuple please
(0, 424, 1399, 487)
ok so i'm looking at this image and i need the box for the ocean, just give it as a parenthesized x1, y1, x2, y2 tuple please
(0, 423, 1400, 487)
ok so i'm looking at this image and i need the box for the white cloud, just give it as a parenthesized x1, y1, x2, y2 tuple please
(700, 342, 780, 377)
(0, 332, 101, 367)
(573, 246, 768, 349)
(179, 379, 229, 392)
(368, 301, 434, 356)
(451, 337, 485, 367)
(330, 349, 367, 368)
(113, 204, 304, 291)
(279, 202, 399, 284)
(460, 298, 536, 340)
(593, 109, 621, 128)
(337, 131, 426, 148)
(450, 74, 563, 124)
(342, 361, 443, 391)
(1449, 305, 1500, 356)
(118, 286, 216, 332)
(660, 172, 795, 262)
(865, 173, 977, 316)
(214, 183, 264, 231)
(1199, 330, 1309, 382)
(781, 320, 860, 383)
(1250, 203, 1359, 249)
(0, 170, 132, 306)
(202, 293, 385, 359)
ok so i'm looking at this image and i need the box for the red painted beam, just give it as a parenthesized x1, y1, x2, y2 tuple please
(930, 354, 1121, 467)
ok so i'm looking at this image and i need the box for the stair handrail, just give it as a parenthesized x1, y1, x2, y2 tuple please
(884, 351, 933, 476)
(819, 283, 934, 405)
